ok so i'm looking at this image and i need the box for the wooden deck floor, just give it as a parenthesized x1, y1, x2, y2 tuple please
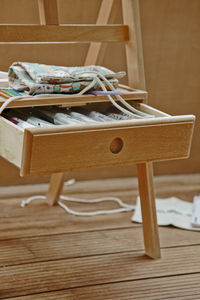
(0, 174, 200, 299)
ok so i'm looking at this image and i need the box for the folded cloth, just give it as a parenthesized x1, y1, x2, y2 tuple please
(8, 62, 125, 95)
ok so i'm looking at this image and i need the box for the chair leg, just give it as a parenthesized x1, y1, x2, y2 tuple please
(46, 172, 65, 206)
(137, 162, 161, 259)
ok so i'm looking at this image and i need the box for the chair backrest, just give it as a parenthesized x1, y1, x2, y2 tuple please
(0, 0, 145, 90)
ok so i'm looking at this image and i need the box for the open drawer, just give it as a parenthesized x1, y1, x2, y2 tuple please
(0, 102, 195, 176)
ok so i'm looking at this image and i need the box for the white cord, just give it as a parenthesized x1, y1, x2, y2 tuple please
(21, 194, 135, 216)
(79, 72, 153, 118)
(0, 95, 31, 114)
(21, 195, 46, 208)
(21, 179, 136, 216)
(98, 74, 152, 118)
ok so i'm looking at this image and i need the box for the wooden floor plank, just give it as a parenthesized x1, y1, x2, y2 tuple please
(7, 273, 200, 300)
(1, 174, 200, 299)
(0, 173, 199, 241)
(0, 245, 200, 298)
(0, 227, 200, 267)
(0, 192, 138, 240)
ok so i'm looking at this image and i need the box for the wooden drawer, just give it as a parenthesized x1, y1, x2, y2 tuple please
(0, 103, 195, 176)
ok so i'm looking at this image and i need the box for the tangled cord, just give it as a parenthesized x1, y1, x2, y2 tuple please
(21, 179, 136, 216)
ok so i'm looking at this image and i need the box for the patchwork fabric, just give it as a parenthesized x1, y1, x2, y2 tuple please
(8, 62, 125, 95)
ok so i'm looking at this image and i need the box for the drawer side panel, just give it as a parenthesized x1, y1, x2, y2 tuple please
(0, 117, 23, 168)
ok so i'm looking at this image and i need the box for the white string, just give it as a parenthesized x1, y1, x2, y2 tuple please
(21, 195, 46, 207)
(0, 95, 31, 114)
(98, 74, 152, 118)
(21, 194, 135, 216)
(79, 73, 153, 118)
(20, 179, 136, 216)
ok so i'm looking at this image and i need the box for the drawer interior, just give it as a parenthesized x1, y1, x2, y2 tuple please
(0, 101, 195, 176)
(1, 101, 169, 131)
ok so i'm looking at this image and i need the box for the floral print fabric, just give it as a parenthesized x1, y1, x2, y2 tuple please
(8, 62, 124, 95)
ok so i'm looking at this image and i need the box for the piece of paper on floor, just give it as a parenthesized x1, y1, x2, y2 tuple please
(132, 197, 200, 231)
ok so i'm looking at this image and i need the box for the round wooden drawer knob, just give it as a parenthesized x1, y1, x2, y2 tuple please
(110, 137, 124, 154)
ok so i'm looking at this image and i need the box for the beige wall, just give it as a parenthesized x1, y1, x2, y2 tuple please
(0, 0, 199, 185)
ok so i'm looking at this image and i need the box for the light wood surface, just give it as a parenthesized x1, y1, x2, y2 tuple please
(0, 86, 147, 109)
(0, 175, 200, 298)
(122, 0, 159, 259)
(38, 0, 59, 25)
(0, 24, 129, 43)
(0, 102, 190, 176)
(6, 274, 200, 300)
(1, 246, 200, 298)
(1, 173, 199, 200)
(84, 0, 114, 66)
(20, 117, 194, 175)
(46, 172, 65, 205)
(122, 0, 145, 89)
(137, 162, 160, 258)
(0, 116, 23, 167)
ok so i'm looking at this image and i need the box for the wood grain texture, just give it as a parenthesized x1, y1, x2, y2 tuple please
(0, 173, 200, 200)
(0, 87, 147, 109)
(137, 162, 160, 258)
(0, 174, 200, 298)
(0, 195, 138, 240)
(1, 174, 199, 241)
(46, 173, 65, 205)
(84, 0, 114, 66)
(20, 130, 33, 176)
(1, 226, 200, 267)
(0, 25, 129, 43)
(24, 120, 194, 175)
(8, 274, 200, 300)
(38, 0, 59, 25)
(0, 116, 23, 167)
(1, 245, 200, 298)
(122, 0, 145, 89)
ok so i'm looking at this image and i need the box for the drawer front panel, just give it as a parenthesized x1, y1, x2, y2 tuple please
(21, 121, 194, 175)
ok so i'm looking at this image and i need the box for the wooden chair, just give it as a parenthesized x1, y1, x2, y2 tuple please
(0, 0, 195, 259)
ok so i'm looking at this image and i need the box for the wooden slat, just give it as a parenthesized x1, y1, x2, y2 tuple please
(95, 0, 122, 66)
(84, 0, 114, 65)
(0, 25, 129, 43)
(122, 0, 145, 89)
(1, 245, 200, 298)
(1, 226, 200, 267)
(38, 0, 59, 25)
(8, 273, 200, 300)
